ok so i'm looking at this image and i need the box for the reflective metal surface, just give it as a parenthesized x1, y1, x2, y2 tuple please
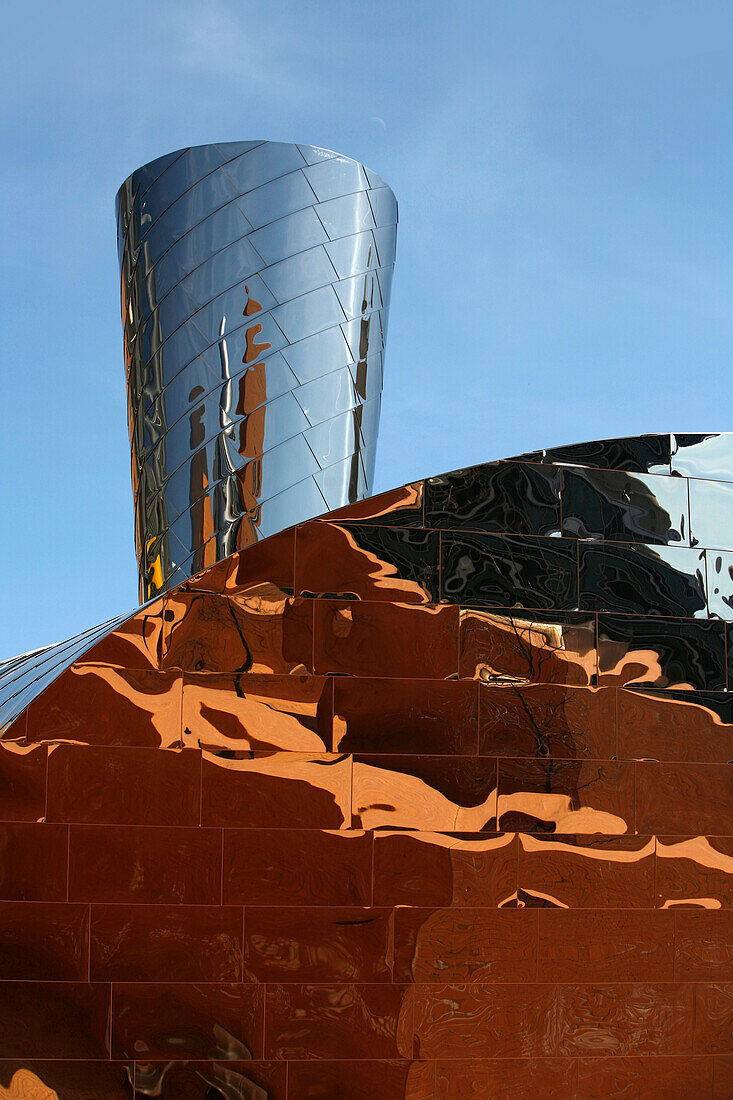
(117, 141, 397, 600)
(6, 428, 733, 1092)
(9, 325, 733, 1100)
(6, 117, 733, 1094)
(0, 613, 130, 736)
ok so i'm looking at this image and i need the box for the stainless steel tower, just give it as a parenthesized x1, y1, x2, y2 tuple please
(117, 141, 398, 600)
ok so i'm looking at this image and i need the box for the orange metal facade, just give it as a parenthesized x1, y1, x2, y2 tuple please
(1, 438, 733, 1096)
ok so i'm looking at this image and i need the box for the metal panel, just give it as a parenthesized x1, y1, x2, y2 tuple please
(118, 142, 397, 599)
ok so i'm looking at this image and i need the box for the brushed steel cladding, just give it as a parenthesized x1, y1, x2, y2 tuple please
(117, 141, 398, 600)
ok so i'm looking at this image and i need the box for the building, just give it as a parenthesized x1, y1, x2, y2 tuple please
(118, 142, 396, 599)
(0, 144, 731, 1099)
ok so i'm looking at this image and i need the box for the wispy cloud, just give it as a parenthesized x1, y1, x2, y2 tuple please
(165, 0, 329, 103)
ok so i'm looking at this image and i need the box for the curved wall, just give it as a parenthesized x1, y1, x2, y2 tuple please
(2, 433, 733, 1096)
(117, 142, 397, 600)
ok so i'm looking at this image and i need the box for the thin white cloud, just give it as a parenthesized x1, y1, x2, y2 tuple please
(166, 0, 328, 102)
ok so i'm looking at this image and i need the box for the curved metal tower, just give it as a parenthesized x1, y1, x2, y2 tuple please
(117, 141, 398, 600)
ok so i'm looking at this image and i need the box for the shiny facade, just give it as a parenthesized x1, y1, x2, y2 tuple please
(117, 142, 397, 600)
(2, 432, 733, 1096)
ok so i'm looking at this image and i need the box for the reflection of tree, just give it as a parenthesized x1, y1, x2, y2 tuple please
(477, 611, 607, 829)
(506, 681, 566, 759)
(473, 610, 595, 688)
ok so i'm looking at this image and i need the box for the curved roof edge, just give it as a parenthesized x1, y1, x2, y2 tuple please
(2, 430, 732, 735)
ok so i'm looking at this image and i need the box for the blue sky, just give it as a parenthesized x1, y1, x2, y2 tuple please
(1, 0, 731, 654)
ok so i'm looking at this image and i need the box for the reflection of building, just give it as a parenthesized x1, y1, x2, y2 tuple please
(117, 142, 397, 600)
(0, 139, 732, 1096)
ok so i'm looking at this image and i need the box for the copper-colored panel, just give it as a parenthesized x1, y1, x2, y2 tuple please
(619, 687, 733, 763)
(156, 591, 255, 673)
(498, 758, 634, 835)
(223, 828, 371, 906)
(434, 1057, 578, 1099)
(288, 1059, 435, 1099)
(134, 1060, 286, 1098)
(132, 1060, 286, 1099)
(373, 831, 518, 908)
(352, 755, 496, 831)
(537, 910, 674, 981)
(333, 677, 478, 755)
(77, 598, 167, 670)
(714, 1055, 733, 1098)
(26, 666, 183, 748)
(394, 908, 537, 983)
(577, 1055, 713, 1099)
(14, 429, 733, 1074)
(90, 904, 243, 982)
(479, 684, 616, 759)
(0, 743, 47, 822)
(552, 983, 695, 1057)
(413, 982, 558, 1059)
(675, 911, 733, 979)
(46, 745, 201, 826)
(459, 609, 596, 685)
(637, 763, 733, 835)
(0, 822, 68, 901)
(657, 836, 733, 909)
(184, 526, 295, 595)
(695, 984, 733, 1054)
(1, 711, 26, 742)
(159, 591, 313, 674)
(183, 672, 331, 753)
(518, 833, 655, 909)
(69, 824, 222, 904)
(227, 594, 313, 675)
(320, 482, 424, 527)
(313, 600, 459, 679)
(295, 522, 439, 604)
(0, 1061, 134, 1099)
(0, 902, 89, 980)
(0, 981, 111, 1058)
(111, 982, 264, 1061)
(202, 751, 350, 828)
(244, 906, 392, 983)
(264, 983, 413, 1060)
(414, 982, 694, 1059)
